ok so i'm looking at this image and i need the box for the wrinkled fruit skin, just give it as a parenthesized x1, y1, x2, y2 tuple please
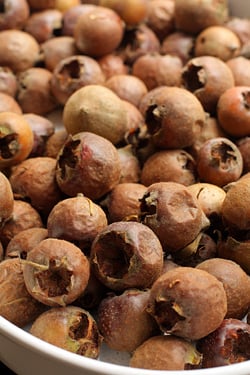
(0, 199, 44, 248)
(0, 258, 45, 327)
(147, 266, 227, 340)
(139, 182, 210, 253)
(143, 86, 206, 149)
(181, 55, 235, 114)
(9, 156, 63, 217)
(23, 238, 90, 307)
(196, 137, 243, 187)
(47, 195, 108, 251)
(5, 227, 48, 260)
(55, 131, 121, 200)
(90, 221, 164, 291)
(51, 55, 105, 105)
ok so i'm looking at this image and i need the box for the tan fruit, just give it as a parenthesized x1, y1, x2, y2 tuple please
(221, 177, 250, 232)
(63, 85, 128, 145)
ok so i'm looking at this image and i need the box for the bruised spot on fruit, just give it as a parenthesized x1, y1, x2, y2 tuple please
(145, 104, 162, 135)
(0, 132, 18, 159)
(96, 232, 132, 278)
(210, 142, 237, 169)
(98, 289, 159, 353)
(182, 64, 206, 92)
(57, 138, 80, 179)
(36, 258, 73, 297)
(81, 144, 93, 161)
(242, 90, 250, 110)
(154, 299, 185, 331)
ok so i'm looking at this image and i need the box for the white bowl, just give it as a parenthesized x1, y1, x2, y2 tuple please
(1, 1, 250, 375)
(1, 315, 250, 375)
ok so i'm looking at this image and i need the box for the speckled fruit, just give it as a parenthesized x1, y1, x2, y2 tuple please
(147, 266, 227, 340)
(197, 258, 250, 319)
(97, 289, 159, 352)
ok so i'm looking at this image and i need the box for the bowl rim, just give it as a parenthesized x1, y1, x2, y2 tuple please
(1, 316, 250, 375)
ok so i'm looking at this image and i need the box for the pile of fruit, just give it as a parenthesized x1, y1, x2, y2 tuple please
(0, 0, 249, 371)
